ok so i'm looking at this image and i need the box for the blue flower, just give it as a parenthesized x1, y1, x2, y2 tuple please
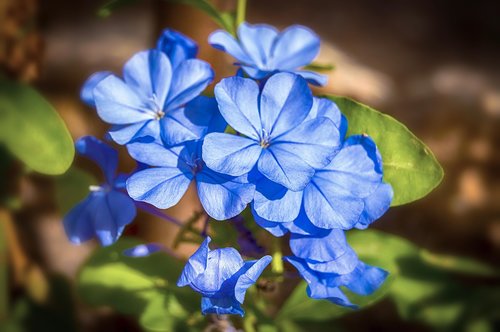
(125, 107, 255, 220)
(209, 22, 327, 85)
(283, 229, 387, 307)
(63, 136, 136, 246)
(81, 31, 213, 146)
(252, 134, 393, 230)
(177, 237, 272, 316)
(202, 73, 341, 191)
(285, 255, 388, 308)
(156, 28, 198, 70)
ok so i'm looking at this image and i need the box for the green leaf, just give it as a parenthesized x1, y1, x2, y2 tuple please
(77, 238, 199, 331)
(419, 249, 500, 277)
(327, 96, 444, 206)
(0, 79, 74, 175)
(303, 62, 335, 72)
(54, 167, 97, 215)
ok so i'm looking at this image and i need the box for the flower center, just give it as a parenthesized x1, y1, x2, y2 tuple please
(260, 129, 271, 148)
(155, 110, 165, 120)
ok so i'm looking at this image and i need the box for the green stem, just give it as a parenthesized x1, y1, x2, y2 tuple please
(236, 0, 247, 28)
(271, 237, 284, 275)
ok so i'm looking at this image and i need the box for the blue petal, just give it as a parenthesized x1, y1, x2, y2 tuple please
(81, 71, 112, 107)
(253, 177, 303, 222)
(308, 97, 347, 139)
(260, 73, 312, 138)
(241, 65, 270, 80)
(304, 138, 383, 229)
(286, 208, 328, 236)
(94, 74, 153, 124)
(355, 183, 393, 229)
(165, 59, 213, 110)
(343, 262, 388, 296)
(272, 25, 320, 70)
(214, 76, 262, 139)
(201, 297, 244, 316)
(272, 117, 340, 169)
(157, 28, 198, 69)
(290, 230, 358, 275)
(294, 70, 328, 86)
(196, 169, 255, 220)
(63, 194, 98, 244)
(126, 167, 193, 209)
(252, 211, 292, 237)
(178, 237, 210, 287)
(126, 142, 188, 168)
(202, 133, 261, 176)
(237, 22, 278, 69)
(108, 120, 160, 145)
(123, 50, 172, 107)
(75, 136, 117, 184)
(160, 96, 226, 146)
(191, 247, 244, 296)
(234, 255, 272, 303)
(208, 30, 252, 65)
(258, 146, 315, 191)
(123, 243, 163, 257)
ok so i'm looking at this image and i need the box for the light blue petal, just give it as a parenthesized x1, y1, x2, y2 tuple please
(94, 75, 153, 124)
(93, 190, 137, 246)
(286, 208, 327, 236)
(202, 133, 261, 176)
(304, 138, 383, 229)
(126, 142, 187, 168)
(123, 243, 163, 257)
(196, 169, 255, 220)
(126, 167, 193, 209)
(260, 73, 312, 137)
(81, 71, 112, 107)
(308, 97, 347, 139)
(165, 59, 213, 110)
(234, 255, 272, 303)
(160, 96, 226, 146)
(272, 25, 320, 70)
(237, 22, 278, 68)
(253, 177, 303, 222)
(272, 117, 340, 169)
(214, 76, 262, 139)
(355, 183, 393, 229)
(258, 146, 315, 191)
(191, 248, 244, 296)
(157, 28, 198, 69)
(294, 70, 328, 86)
(123, 50, 172, 107)
(208, 30, 252, 64)
(252, 210, 291, 237)
(201, 297, 244, 316)
(343, 262, 388, 296)
(108, 119, 160, 145)
(241, 65, 270, 80)
(177, 237, 210, 287)
(306, 283, 356, 308)
(75, 136, 117, 184)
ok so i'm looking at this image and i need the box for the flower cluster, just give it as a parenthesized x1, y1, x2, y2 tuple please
(66, 23, 393, 316)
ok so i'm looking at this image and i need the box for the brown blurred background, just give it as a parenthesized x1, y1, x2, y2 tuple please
(2, 0, 499, 330)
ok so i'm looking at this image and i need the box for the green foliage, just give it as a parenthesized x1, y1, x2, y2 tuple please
(0, 216, 7, 321)
(98, 0, 139, 17)
(54, 167, 97, 215)
(327, 96, 444, 206)
(77, 238, 203, 332)
(0, 79, 74, 175)
(303, 62, 335, 72)
(276, 230, 499, 331)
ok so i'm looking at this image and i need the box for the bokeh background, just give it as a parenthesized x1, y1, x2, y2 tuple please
(1, 0, 499, 331)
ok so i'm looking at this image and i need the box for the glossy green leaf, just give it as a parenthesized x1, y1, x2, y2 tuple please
(0, 79, 74, 175)
(54, 167, 97, 215)
(77, 238, 199, 331)
(419, 249, 500, 277)
(327, 96, 444, 206)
